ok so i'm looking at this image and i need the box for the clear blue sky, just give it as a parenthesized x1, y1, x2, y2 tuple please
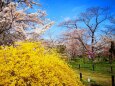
(39, 0, 115, 39)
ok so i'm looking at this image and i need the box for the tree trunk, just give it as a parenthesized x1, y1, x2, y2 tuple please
(91, 32, 95, 61)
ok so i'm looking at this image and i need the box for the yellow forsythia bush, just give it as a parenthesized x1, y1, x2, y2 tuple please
(0, 42, 83, 86)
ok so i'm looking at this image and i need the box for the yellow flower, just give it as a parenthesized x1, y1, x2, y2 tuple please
(0, 41, 83, 86)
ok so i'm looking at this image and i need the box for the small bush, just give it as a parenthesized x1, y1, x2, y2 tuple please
(0, 42, 83, 86)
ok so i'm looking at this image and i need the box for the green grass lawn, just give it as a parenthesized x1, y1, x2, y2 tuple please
(68, 58, 115, 86)
(75, 69, 111, 86)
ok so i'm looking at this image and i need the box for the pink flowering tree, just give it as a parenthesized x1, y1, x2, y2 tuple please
(59, 7, 111, 62)
(59, 19, 90, 58)
(0, 1, 54, 45)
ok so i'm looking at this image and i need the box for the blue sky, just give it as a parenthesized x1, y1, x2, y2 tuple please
(39, 0, 115, 39)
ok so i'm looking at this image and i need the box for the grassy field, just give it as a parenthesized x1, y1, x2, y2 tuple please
(75, 69, 111, 86)
(68, 58, 115, 86)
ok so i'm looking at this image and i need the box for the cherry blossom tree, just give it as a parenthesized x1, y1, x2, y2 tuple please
(0, 1, 54, 45)
(0, 0, 41, 11)
(59, 19, 90, 58)
(59, 7, 111, 61)
(79, 7, 110, 60)
(101, 17, 115, 60)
